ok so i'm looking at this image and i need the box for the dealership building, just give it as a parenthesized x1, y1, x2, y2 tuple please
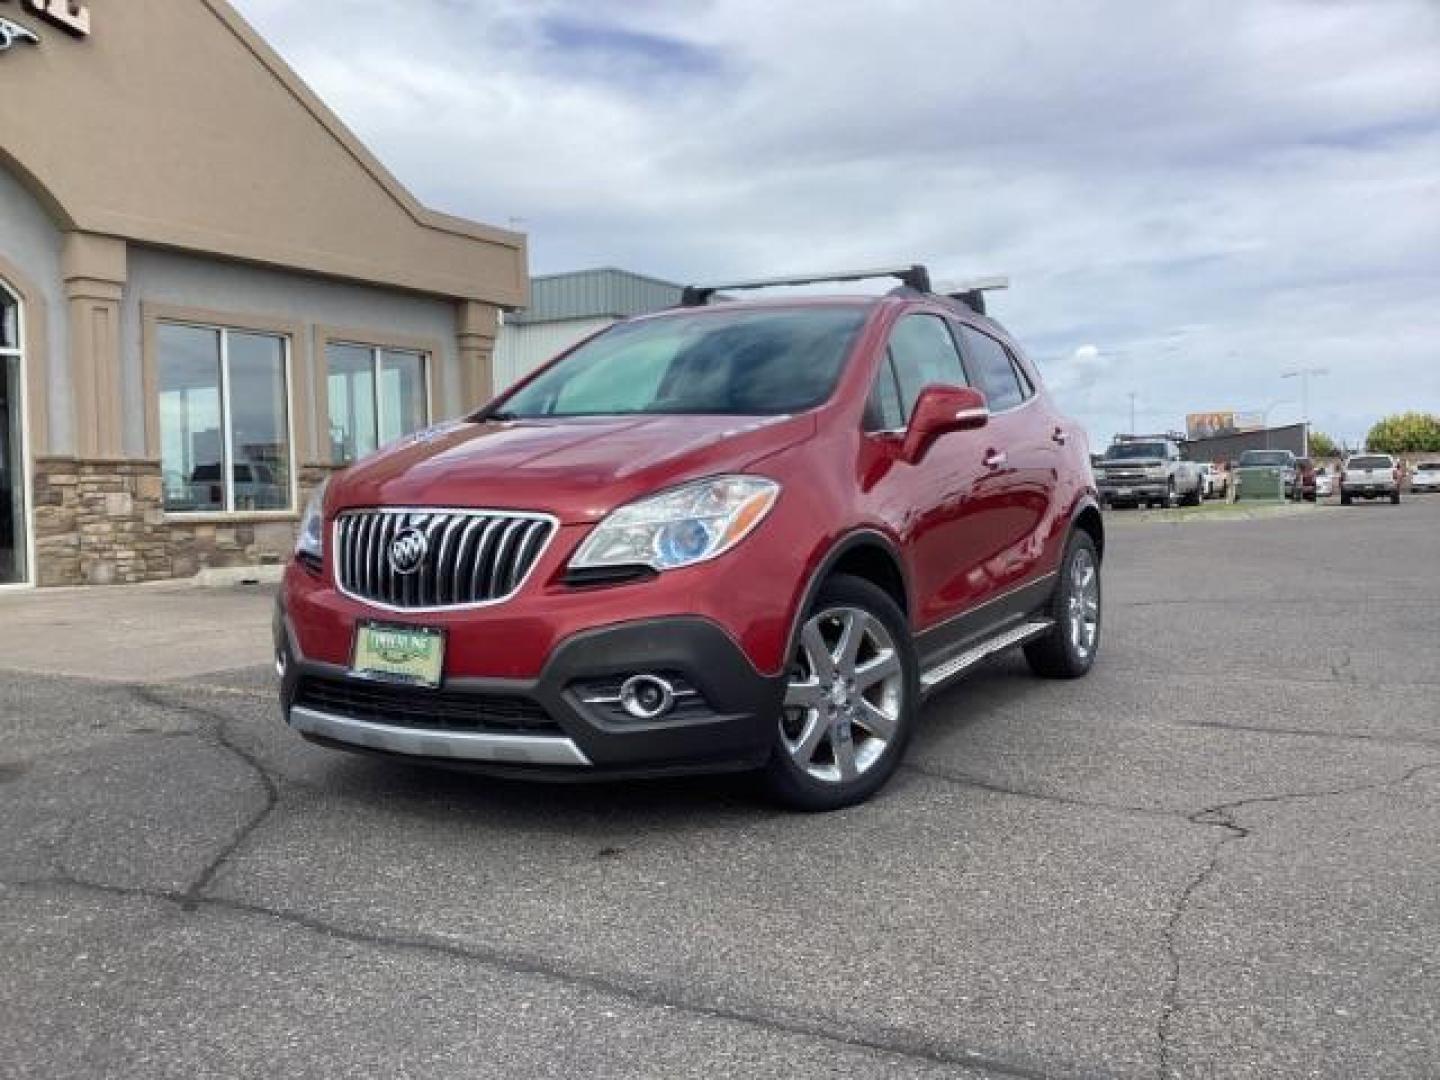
(0, 0, 527, 588)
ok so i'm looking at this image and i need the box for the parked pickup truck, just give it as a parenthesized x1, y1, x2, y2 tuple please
(1095, 438, 1203, 508)
(1340, 453, 1400, 505)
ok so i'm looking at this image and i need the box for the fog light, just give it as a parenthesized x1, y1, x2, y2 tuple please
(619, 675, 675, 720)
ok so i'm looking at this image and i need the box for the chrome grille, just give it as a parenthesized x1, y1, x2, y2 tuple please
(335, 509, 556, 610)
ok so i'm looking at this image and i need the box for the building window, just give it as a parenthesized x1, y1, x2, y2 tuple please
(157, 323, 293, 514)
(325, 342, 429, 464)
(1, 281, 28, 585)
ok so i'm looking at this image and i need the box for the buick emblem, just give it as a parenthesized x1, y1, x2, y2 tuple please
(388, 527, 429, 575)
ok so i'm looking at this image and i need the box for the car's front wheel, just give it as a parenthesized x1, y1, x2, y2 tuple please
(763, 574, 918, 811)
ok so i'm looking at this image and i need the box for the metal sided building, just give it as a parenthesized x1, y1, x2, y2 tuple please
(0, 0, 528, 588)
(494, 268, 683, 390)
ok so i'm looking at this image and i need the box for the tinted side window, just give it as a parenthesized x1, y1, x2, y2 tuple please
(888, 315, 968, 421)
(957, 326, 1024, 411)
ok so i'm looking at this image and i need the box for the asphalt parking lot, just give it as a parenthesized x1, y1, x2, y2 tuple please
(2, 499, 1437, 1079)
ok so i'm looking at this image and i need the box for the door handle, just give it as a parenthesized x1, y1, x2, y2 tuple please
(1051, 427, 1068, 445)
(983, 449, 1008, 469)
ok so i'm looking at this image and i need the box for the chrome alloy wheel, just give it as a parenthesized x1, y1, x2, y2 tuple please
(781, 607, 904, 784)
(1067, 546, 1100, 661)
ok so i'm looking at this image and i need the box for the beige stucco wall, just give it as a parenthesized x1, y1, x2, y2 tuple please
(0, 0, 527, 306)
(0, 0, 522, 585)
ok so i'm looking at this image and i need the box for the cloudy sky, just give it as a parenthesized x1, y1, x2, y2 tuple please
(233, 0, 1439, 448)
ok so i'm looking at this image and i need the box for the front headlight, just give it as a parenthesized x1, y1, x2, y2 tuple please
(570, 475, 780, 572)
(295, 480, 327, 561)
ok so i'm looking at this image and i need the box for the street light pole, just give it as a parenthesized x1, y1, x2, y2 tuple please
(1281, 367, 1330, 456)
(1128, 392, 1137, 435)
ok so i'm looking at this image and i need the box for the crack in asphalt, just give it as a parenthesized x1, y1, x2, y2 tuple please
(2, 875, 1090, 1080)
(1154, 759, 1440, 1080)
(902, 762, 1192, 824)
(125, 686, 280, 911)
(1177, 718, 1439, 749)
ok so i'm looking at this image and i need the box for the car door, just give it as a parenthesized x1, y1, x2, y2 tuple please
(951, 322, 1058, 586)
(857, 312, 1001, 633)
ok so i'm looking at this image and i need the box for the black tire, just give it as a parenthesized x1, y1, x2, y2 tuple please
(1183, 477, 1202, 507)
(1024, 531, 1102, 679)
(1341, 490, 1352, 506)
(762, 574, 919, 811)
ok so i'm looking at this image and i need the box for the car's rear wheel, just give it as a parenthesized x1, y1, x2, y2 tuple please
(1024, 531, 1102, 679)
(763, 575, 918, 811)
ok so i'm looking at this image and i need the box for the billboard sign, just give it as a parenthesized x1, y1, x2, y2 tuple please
(1187, 411, 1266, 439)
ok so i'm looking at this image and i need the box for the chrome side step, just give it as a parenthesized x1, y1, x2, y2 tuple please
(920, 619, 1054, 693)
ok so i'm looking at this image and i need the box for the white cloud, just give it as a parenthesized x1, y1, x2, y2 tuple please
(232, 0, 1440, 446)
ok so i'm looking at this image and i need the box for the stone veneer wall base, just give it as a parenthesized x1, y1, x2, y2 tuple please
(31, 458, 337, 587)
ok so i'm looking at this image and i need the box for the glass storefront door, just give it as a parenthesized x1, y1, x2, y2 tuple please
(0, 283, 28, 585)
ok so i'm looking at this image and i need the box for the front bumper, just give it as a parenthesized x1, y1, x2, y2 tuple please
(275, 600, 785, 779)
(1097, 480, 1167, 501)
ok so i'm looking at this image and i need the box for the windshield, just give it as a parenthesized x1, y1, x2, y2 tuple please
(1105, 443, 1167, 460)
(1238, 451, 1292, 467)
(1418, 463, 1440, 472)
(491, 307, 867, 418)
(1348, 456, 1393, 470)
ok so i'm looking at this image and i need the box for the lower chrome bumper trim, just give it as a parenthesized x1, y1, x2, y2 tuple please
(288, 705, 593, 767)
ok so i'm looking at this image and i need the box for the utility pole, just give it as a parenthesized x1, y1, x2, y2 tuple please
(1281, 367, 1330, 456)
(1128, 392, 1137, 435)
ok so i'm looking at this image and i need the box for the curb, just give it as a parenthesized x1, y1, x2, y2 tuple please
(193, 564, 285, 587)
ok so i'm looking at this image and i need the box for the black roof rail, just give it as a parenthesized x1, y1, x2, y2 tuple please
(680, 264, 932, 307)
(935, 275, 1010, 316)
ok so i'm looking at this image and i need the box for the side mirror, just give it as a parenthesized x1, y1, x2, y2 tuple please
(902, 384, 989, 463)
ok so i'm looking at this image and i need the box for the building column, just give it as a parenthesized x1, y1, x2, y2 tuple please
(456, 300, 500, 408)
(61, 232, 127, 460)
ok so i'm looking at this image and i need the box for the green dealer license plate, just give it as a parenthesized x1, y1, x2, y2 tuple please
(352, 624, 445, 688)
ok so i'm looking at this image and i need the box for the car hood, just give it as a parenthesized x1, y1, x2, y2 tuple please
(327, 414, 815, 524)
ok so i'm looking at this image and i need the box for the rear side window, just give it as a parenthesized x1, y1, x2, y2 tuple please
(957, 326, 1032, 411)
(885, 315, 968, 422)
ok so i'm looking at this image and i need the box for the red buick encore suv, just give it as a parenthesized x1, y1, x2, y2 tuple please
(276, 266, 1104, 809)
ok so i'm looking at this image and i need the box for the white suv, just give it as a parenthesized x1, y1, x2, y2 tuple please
(1411, 462, 1440, 493)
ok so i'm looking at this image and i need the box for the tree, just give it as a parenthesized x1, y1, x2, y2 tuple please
(1365, 413, 1440, 454)
(1307, 430, 1338, 458)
